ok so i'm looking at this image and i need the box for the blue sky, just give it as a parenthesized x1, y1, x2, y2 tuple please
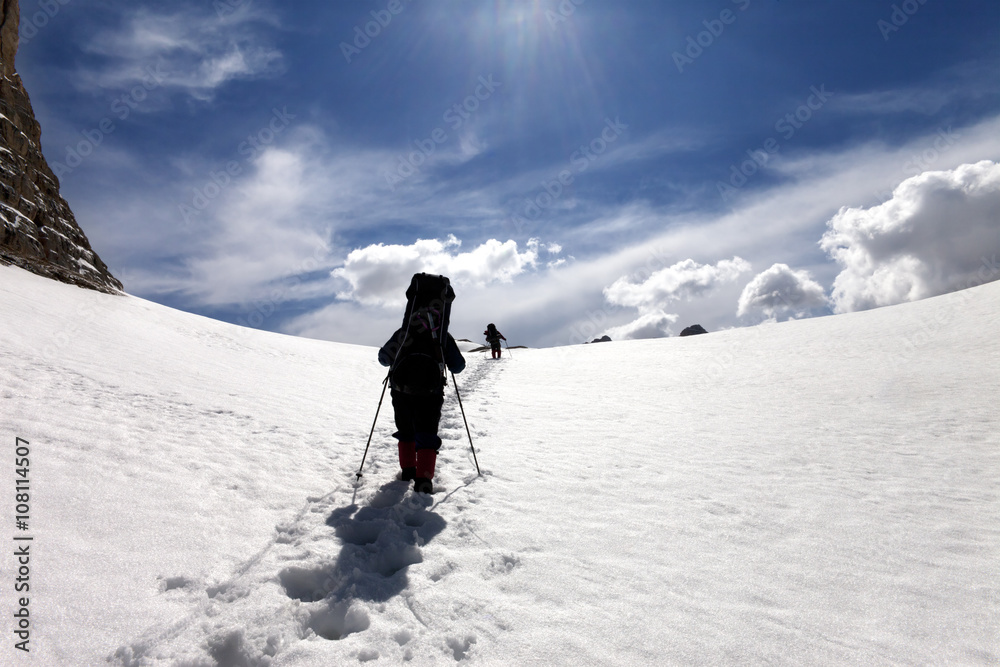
(18, 0, 1000, 347)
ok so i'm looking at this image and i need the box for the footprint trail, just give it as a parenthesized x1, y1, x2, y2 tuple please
(112, 354, 513, 665)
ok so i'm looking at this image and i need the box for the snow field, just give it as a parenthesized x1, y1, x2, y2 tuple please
(486, 323, 999, 664)
(1, 264, 998, 665)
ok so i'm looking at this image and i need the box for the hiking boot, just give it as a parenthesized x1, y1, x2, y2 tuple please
(413, 477, 433, 494)
(400, 466, 416, 481)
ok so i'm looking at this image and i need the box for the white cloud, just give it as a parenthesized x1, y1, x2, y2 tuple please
(833, 88, 956, 117)
(107, 124, 383, 308)
(188, 151, 329, 295)
(79, 101, 1000, 348)
(600, 257, 751, 340)
(233, 118, 1000, 346)
(604, 310, 678, 340)
(332, 237, 545, 307)
(80, 6, 283, 101)
(604, 257, 752, 311)
(457, 131, 486, 160)
(737, 264, 829, 319)
(831, 61, 1000, 117)
(820, 160, 1000, 313)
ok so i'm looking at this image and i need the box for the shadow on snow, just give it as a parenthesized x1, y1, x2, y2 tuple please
(277, 481, 446, 639)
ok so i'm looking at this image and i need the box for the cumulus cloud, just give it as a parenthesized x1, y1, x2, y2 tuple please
(737, 264, 829, 319)
(332, 237, 545, 306)
(604, 257, 751, 311)
(601, 257, 751, 339)
(604, 310, 678, 340)
(820, 160, 1000, 313)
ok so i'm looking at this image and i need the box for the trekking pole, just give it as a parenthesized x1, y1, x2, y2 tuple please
(451, 371, 481, 476)
(504, 340, 514, 359)
(355, 374, 389, 481)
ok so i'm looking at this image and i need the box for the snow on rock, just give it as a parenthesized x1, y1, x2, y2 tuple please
(0, 0, 122, 294)
(0, 263, 998, 665)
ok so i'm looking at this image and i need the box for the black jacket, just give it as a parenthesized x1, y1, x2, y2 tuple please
(484, 328, 506, 344)
(378, 330, 466, 374)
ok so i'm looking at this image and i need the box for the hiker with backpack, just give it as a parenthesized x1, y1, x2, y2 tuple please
(483, 323, 506, 359)
(378, 273, 465, 494)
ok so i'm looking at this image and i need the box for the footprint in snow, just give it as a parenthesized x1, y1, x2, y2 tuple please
(448, 635, 477, 661)
(278, 481, 447, 626)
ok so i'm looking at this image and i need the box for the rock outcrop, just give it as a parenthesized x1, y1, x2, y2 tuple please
(679, 324, 708, 337)
(0, 0, 122, 293)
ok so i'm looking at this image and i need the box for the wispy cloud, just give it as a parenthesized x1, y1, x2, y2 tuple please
(250, 115, 1000, 345)
(99, 127, 356, 306)
(68, 99, 1000, 348)
(181, 145, 335, 305)
(831, 60, 1000, 117)
(78, 4, 283, 102)
(835, 88, 958, 116)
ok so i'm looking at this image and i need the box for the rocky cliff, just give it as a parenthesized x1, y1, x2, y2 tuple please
(0, 0, 122, 293)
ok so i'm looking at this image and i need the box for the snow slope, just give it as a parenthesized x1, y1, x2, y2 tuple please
(1, 264, 998, 666)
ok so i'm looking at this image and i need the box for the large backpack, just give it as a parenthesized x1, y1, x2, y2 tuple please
(388, 273, 456, 395)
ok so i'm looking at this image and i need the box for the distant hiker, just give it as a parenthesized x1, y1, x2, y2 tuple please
(378, 273, 465, 494)
(483, 323, 506, 359)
